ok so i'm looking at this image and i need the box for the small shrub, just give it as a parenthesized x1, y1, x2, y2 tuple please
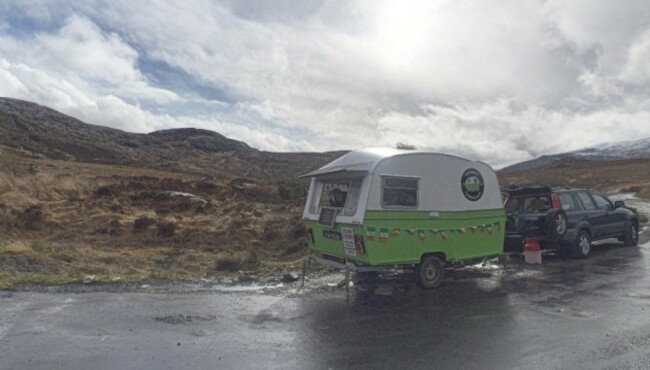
(133, 217, 155, 232)
(94, 186, 113, 197)
(50, 248, 78, 263)
(214, 253, 240, 272)
(277, 181, 307, 203)
(154, 208, 170, 219)
(156, 221, 176, 238)
(108, 203, 124, 213)
(153, 255, 174, 269)
(292, 223, 306, 239)
(108, 219, 121, 235)
(282, 240, 307, 256)
(19, 205, 44, 230)
(239, 251, 259, 269)
(30, 242, 52, 254)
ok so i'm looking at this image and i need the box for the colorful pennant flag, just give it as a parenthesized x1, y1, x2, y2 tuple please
(379, 228, 389, 243)
(366, 227, 376, 241)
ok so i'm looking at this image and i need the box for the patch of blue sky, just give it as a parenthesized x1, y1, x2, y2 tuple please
(137, 57, 237, 105)
(0, 3, 72, 37)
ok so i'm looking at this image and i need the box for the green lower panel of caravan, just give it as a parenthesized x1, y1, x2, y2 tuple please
(305, 209, 505, 266)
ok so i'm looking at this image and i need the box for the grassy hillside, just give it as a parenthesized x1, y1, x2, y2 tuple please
(0, 97, 344, 181)
(0, 146, 311, 288)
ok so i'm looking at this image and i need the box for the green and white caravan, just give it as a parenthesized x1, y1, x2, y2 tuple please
(301, 148, 505, 288)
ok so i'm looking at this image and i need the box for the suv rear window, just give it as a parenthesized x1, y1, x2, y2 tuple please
(504, 194, 549, 213)
(522, 196, 549, 211)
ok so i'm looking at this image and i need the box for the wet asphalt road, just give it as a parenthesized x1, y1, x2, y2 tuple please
(2, 236, 650, 370)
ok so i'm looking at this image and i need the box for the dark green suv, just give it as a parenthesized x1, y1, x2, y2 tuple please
(503, 186, 639, 258)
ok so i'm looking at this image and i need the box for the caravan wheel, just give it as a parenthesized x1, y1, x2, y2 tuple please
(417, 256, 444, 289)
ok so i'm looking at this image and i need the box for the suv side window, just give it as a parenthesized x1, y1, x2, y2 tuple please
(576, 191, 597, 211)
(592, 194, 613, 210)
(558, 193, 577, 211)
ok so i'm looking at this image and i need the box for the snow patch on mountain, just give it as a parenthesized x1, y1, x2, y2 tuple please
(501, 136, 650, 172)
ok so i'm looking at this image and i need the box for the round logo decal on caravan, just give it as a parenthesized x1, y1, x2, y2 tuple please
(461, 168, 484, 201)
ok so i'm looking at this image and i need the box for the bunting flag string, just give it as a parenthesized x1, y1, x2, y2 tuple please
(364, 221, 501, 243)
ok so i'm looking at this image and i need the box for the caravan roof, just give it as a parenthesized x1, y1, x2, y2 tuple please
(301, 147, 488, 178)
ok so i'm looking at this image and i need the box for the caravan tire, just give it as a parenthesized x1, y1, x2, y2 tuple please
(417, 256, 444, 289)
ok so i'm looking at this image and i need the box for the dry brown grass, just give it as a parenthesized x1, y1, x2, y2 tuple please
(0, 149, 308, 289)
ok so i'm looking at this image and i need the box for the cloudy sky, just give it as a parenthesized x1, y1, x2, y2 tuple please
(1, 0, 650, 167)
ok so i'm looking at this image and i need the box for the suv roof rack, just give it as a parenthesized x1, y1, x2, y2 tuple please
(501, 184, 551, 194)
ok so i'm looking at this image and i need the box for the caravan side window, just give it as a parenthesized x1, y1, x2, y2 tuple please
(382, 176, 418, 208)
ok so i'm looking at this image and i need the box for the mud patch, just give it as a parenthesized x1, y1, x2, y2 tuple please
(239, 312, 284, 325)
(155, 314, 217, 325)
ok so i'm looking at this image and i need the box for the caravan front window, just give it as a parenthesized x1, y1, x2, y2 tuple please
(343, 178, 362, 216)
(309, 178, 363, 216)
(382, 176, 418, 208)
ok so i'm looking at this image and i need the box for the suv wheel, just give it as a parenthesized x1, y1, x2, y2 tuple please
(545, 209, 568, 241)
(623, 222, 639, 247)
(570, 230, 592, 259)
(417, 255, 444, 289)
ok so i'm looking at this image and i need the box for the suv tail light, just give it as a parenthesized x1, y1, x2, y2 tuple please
(550, 193, 561, 210)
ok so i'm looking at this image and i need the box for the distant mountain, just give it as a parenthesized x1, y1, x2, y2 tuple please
(0, 97, 343, 181)
(501, 137, 650, 173)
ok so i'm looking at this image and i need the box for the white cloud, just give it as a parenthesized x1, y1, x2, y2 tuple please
(1, 0, 650, 165)
(620, 30, 650, 83)
(0, 59, 28, 96)
(34, 15, 141, 82)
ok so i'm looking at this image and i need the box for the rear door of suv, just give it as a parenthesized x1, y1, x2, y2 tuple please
(557, 191, 582, 240)
(575, 191, 608, 238)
